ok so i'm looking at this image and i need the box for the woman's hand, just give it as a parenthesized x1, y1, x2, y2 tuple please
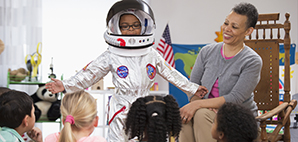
(194, 86, 208, 98)
(45, 78, 64, 94)
(27, 127, 43, 142)
(190, 95, 202, 102)
(209, 108, 218, 113)
(180, 101, 201, 124)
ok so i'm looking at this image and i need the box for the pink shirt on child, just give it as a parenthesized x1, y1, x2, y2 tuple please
(44, 132, 107, 142)
(208, 45, 235, 99)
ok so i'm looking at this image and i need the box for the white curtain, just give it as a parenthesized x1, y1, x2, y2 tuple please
(0, 0, 42, 94)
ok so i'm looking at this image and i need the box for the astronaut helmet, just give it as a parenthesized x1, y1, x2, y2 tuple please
(104, 0, 156, 55)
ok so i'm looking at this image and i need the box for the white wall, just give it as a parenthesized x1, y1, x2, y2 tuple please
(42, 0, 119, 88)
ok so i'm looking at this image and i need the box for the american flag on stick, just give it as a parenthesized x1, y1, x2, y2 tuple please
(156, 24, 175, 68)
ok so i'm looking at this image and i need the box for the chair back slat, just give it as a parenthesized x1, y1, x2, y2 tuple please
(258, 13, 279, 21)
(245, 41, 280, 110)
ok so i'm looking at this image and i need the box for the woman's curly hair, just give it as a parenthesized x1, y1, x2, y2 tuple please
(125, 95, 181, 142)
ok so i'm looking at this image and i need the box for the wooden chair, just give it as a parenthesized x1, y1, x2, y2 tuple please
(244, 13, 297, 142)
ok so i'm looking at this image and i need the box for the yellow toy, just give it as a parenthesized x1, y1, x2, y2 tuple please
(25, 42, 42, 81)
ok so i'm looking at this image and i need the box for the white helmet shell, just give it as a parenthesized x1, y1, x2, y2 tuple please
(104, 0, 156, 56)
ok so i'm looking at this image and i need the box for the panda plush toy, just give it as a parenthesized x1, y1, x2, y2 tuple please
(31, 84, 61, 121)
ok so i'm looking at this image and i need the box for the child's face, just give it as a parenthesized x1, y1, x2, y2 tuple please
(119, 14, 141, 35)
(27, 105, 36, 131)
(211, 115, 222, 141)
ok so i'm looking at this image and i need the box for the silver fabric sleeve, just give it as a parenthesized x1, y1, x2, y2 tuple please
(62, 51, 111, 92)
(153, 49, 200, 98)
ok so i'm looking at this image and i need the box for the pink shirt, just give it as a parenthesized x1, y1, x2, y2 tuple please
(44, 132, 107, 142)
(208, 45, 235, 99)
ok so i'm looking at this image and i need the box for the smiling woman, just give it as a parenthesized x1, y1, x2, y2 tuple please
(179, 2, 262, 142)
(221, 6, 256, 57)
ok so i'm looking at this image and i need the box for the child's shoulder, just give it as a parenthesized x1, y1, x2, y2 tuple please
(44, 132, 60, 142)
(0, 127, 24, 142)
(78, 135, 107, 142)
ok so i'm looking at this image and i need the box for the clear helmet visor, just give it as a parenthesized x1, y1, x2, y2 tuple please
(107, 9, 155, 35)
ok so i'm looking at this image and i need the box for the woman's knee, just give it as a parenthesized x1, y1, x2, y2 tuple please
(193, 108, 215, 123)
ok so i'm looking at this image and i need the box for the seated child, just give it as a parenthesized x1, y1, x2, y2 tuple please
(45, 90, 106, 142)
(0, 90, 43, 142)
(125, 95, 181, 142)
(211, 102, 259, 142)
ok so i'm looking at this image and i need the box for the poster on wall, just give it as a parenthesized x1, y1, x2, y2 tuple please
(170, 44, 206, 107)
(279, 43, 296, 97)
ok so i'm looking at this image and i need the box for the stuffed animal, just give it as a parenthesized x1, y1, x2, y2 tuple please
(8, 68, 28, 82)
(31, 84, 61, 121)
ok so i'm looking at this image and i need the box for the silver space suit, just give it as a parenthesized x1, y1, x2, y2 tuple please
(62, 0, 200, 141)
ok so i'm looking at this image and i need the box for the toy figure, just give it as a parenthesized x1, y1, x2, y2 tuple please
(46, 0, 208, 141)
(48, 57, 56, 79)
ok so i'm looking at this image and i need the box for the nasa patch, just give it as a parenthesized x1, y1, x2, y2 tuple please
(117, 65, 129, 78)
(146, 64, 156, 79)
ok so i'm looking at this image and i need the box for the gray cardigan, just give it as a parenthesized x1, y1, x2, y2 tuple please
(190, 42, 262, 115)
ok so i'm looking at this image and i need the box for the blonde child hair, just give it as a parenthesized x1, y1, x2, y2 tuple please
(59, 90, 98, 142)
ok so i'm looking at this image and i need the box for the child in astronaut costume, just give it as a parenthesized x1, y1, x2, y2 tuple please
(46, 0, 207, 141)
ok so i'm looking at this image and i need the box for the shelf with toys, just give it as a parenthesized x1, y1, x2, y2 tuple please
(7, 42, 45, 87)
(7, 71, 45, 87)
(6, 52, 63, 129)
